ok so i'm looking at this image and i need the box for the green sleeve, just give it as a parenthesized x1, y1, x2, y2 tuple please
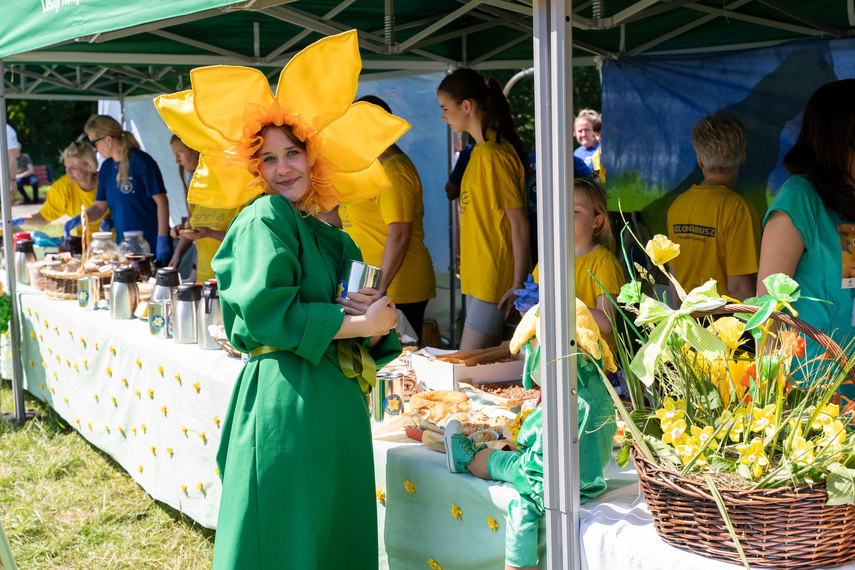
(214, 215, 345, 366)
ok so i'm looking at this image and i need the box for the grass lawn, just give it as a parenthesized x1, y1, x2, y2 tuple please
(0, 380, 215, 569)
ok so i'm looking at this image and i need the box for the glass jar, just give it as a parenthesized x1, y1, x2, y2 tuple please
(90, 231, 120, 262)
(118, 231, 151, 262)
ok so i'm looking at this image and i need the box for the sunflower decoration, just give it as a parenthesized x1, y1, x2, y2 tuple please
(155, 30, 409, 215)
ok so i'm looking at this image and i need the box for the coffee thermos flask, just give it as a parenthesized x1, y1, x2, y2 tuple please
(14, 239, 36, 285)
(110, 267, 139, 319)
(197, 279, 222, 350)
(151, 267, 181, 305)
(173, 283, 201, 344)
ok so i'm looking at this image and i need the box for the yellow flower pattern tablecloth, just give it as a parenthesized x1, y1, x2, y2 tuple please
(3, 287, 242, 529)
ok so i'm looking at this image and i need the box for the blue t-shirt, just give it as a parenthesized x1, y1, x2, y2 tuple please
(96, 149, 165, 248)
(574, 143, 599, 170)
(765, 175, 855, 396)
(448, 145, 473, 186)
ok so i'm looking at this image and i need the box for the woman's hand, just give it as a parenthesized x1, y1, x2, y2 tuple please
(362, 296, 398, 338)
(498, 283, 523, 320)
(335, 287, 383, 316)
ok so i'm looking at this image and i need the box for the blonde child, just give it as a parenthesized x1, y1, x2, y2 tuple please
(573, 109, 601, 172)
(527, 178, 625, 356)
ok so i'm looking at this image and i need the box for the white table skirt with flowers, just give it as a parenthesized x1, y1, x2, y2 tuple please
(7, 284, 242, 529)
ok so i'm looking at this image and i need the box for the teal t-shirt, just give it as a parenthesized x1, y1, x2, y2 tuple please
(765, 175, 855, 394)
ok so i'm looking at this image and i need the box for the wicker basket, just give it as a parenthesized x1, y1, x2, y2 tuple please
(631, 304, 855, 569)
(214, 336, 242, 358)
(41, 267, 113, 301)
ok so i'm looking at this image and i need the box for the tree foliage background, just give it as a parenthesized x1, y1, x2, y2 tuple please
(484, 66, 602, 153)
(6, 101, 96, 179)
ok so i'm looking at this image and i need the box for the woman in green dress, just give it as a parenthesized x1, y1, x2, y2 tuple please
(155, 31, 411, 569)
(211, 123, 401, 569)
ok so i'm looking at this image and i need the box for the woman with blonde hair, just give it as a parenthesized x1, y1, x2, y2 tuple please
(68, 115, 172, 265)
(13, 140, 109, 233)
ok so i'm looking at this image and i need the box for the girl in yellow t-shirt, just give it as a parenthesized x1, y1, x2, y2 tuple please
(15, 140, 109, 233)
(438, 69, 531, 351)
(532, 179, 625, 356)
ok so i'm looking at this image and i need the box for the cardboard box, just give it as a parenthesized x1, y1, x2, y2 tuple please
(411, 347, 524, 391)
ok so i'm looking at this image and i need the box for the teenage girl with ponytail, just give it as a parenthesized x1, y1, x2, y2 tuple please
(73, 115, 173, 266)
(438, 69, 531, 350)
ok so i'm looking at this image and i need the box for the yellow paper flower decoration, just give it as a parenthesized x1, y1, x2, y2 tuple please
(52, 372, 57, 379)
(135, 390, 141, 398)
(110, 396, 117, 406)
(427, 559, 442, 570)
(136, 358, 141, 368)
(451, 504, 462, 519)
(199, 431, 206, 442)
(41, 361, 46, 368)
(93, 394, 99, 402)
(87, 422, 92, 430)
(83, 359, 87, 367)
(167, 447, 173, 457)
(751, 404, 777, 438)
(110, 346, 116, 355)
(132, 427, 137, 435)
(157, 365, 164, 376)
(73, 363, 78, 371)
(148, 389, 154, 399)
(94, 342, 98, 350)
(182, 426, 188, 436)
(161, 405, 168, 415)
(38, 334, 43, 341)
(106, 366, 112, 376)
(79, 337, 85, 345)
(49, 386, 55, 394)
(376, 487, 385, 503)
(155, 30, 409, 213)
(141, 423, 147, 433)
(404, 481, 415, 495)
(737, 438, 769, 478)
(122, 378, 128, 387)
(63, 397, 68, 404)
(118, 427, 124, 436)
(645, 234, 680, 266)
(213, 415, 220, 427)
(151, 446, 156, 455)
(29, 331, 34, 338)
(193, 381, 201, 393)
(48, 346, 52, 354)
(180, 484, 188, 493)
(66, 359, 70, 367)
(75, 418, 79, 425)
(138, 465, 143, 474)
(43, 319, 47, 327)
(488, 516, 499, 532)
(174, 374, 181, 383)
(215, 466, 220, 476)
(196, 481, 204, 491)
(104, 425, 109, 432)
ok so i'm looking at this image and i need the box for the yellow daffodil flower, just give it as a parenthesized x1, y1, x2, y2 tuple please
(404, 481, 415, 495)
(138, 465, 143, 473)
(488, 516, 499, 532)
(167, 448, 173, 457)
(661, 419, 689, 446)
(751, 404, 778, 438)
(196, 481, 204, 491)
(180, 484, 187, 493)
(110, 346, 116, 355)
(709, 317, 745, 353)
(789, 433, 815, 465)
(193, 381, 201, 393)
(720, 408, 747, 442)
(810, 404, 839, 430)
(376, 487, 385, 503)
(737, 438, 769, 479)
(645, 234, 680, 266)
(675, 437, 707, 467)
(451, 504, 462, 519)
(690, 425, 719, 450)
(427, 560, 442, 570)
(818, 420, 846, 453)
(655, 397, 686, 427)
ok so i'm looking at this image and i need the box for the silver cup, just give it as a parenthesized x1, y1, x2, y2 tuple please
(370, 371, 405, 423)
(77, 276, 101, 310)
(337, 260, 383, 298)
(148, 300, 172, 339)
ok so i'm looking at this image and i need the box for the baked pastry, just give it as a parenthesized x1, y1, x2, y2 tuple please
(409, 390, 468, 421)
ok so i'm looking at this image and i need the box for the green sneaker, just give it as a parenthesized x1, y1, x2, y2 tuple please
(444, 420, 479, 473)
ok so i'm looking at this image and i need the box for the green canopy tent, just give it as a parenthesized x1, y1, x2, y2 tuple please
(2, 2, 855, 569)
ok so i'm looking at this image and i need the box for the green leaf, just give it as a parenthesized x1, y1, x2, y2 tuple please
(786, 387, 808, 409)
(826, 462, 855, 506)
(705, 476, 751, 570)
(694, 379, 724, 410)
(643, 434, 683, 465)
(617, 280, 643, 305)
(709, 456, 736, 472)
(616, 442, 631, 468)
(741, 296, 762, 307)
(743, 299, 776, 332)
(762, 273, 800, 303)
(737, 463, 753, 480)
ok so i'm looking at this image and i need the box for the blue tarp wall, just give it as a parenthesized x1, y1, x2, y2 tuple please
(602, 36, 855, 236)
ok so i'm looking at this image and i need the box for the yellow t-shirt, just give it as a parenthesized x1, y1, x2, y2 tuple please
(459, 133, 526, 303)
(191, 204, 244, 283)
(666, 185, 761, 297)
(339, 153, 435, 304)
(39, 174, 108, 236)
(533, 245, 626, 356)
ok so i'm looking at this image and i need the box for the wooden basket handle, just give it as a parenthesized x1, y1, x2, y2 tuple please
(692, 303, 855, 385)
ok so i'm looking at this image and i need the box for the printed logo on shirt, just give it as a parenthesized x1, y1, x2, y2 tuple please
(340, 204, 352, 229)
(672, 224, 716, 238)
(459, 188, 470, 213)
(120, 177, 134, 195)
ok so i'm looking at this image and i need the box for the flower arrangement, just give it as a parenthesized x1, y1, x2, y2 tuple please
(598, 231, 855, 567)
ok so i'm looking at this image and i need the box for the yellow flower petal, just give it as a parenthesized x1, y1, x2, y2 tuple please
(451, 504, 462, 519)
(192, 66, 275, 142)
(645, 234, 680, 266)
(376, 487, 386, 503)
(404, 481, 415, 495)
(488, 516, 499, 532)
(320, 103, 409, 173)
(427, 559, 442, 570)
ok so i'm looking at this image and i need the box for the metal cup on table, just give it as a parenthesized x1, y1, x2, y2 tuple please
(337, 260, 383, 299)
(148, 300, 172, 339)
(370, 371, 405, 423)
(77, 276, 101, 310)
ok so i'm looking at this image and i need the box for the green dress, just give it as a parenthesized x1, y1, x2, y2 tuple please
(211, 195, 401, 570)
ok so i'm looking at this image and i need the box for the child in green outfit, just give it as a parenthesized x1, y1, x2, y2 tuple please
(444, 302, 616, 569)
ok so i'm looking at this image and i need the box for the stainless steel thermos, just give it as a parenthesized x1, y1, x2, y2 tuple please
(151, 267, 180, 305)
(110, 266, 139, 319)
(14, 240, 36, 285)
(173, 283, 201, 344)
(197, 279, 222, 349)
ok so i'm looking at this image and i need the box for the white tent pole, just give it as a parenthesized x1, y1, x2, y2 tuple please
(534, 0, 580, 568)
(0, 59, 26, 423)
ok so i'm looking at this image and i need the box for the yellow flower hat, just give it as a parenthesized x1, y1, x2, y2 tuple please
(155, 30, 410, 212)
